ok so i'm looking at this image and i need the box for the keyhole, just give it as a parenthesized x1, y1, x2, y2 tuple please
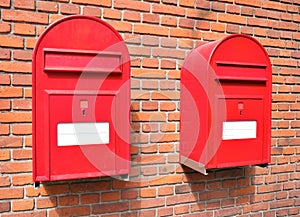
(82, 109, 86, 116)
(240, 110, 242, 116)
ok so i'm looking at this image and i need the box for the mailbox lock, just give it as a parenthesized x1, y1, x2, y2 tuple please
(80, 100, 88, 116)
(238, 102, 244, 116)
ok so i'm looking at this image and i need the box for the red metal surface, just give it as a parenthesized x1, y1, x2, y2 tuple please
(180, 34, 272, 174)
(32, 15, 130, 181)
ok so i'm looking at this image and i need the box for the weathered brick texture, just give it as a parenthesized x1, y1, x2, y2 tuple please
(0, 0, 299, 216)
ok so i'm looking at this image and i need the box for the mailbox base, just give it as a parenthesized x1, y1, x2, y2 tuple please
(180, 156, 208, 175)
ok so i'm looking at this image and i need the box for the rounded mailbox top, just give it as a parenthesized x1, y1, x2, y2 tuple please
(182, 34, 272, 82)
(196, 34, 272, 70)
(33, 15, 127, 54)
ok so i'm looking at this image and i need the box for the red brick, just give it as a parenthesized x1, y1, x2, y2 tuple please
(49, 14, 65, 23)
(134, 24, 169, 36)
(158, 207, 173, 217)
(14, 0, 35, 10)
(132, 112, 166, 122)
(123, 11, 141, 22)
(59, 195, 79, 206)
(0, 74, 10, 85)
(152, 3, 185, 16)
(106, 20, 132, 32)
(37, 1, 58, 12)
(128, 46, 151, 56)
(150, 174, 182, 186)
(13, 50, 32, 61)
(25, 186, 40, 197)
(0, 124, 9, 135)
(0, 149, 10, 161)
(219, 13, 246, 25)
(12, 149, 32, 160)
(262, 1, 287, 11)
(143, 13, 159, 24)
(0, 201, 10, 213)
(12, 74, 32, 86)
(49, 206, 90, 217)
(131, 90, 151, 99)
(0, 87, 23, 98)
(40, 184, 69, 196)
(0, 62, 31, 73)
(170, 28, 201, 39)
(140, 188, 156, 198)
(227, 4, 240, 14)
(175, 204, 190, 214)
(1, 211, 46, 217)
(0, 36, 23, 48)
(60, 3, 80, 15)
(82, 6, 101, 17)
(25, 38, 37, 49)
(235, 0, 261, 7)
(121, 190, 138, 199)
(142, 58, 159, 68)
(0, 22, 11, 33)
(0, 48, 10, 59)
(72, 0, 111, 7)
(0, 0, 10, 7)
(70, 181, 110, 193)
(114, 0, 150, 12)
(12, 174, 32, 186)
(161, 59, 176, 69)
(131, 198, 165, 209)
(36, 197, 57, 209)
(12, 199, 34, 211)
(81, 194, 99, 204)
(142, 102, 158, 111)
(0, 112, 32, 123)
(105, 9, 124, 19)
(12, 99, 32, 110)
(101, 191, 120, 202)
(140, 210, 156, 217)
(0, 137, 22, 148)
(167, 193, 198, 205)
(2, 10, 48, 24)
(92, 202, 129, 214)
(158, 186, 174, 196)
(0, 161, 32, 173)
(161, 16, 177, 27)
(211, 22, 225, 32)
(132, 155, 166, 165)
(0, 188, 23, 199)
(25, 88, 32, 98)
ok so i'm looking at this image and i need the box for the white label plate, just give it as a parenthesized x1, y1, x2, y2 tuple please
(57, 122, 109, 146)
(222, 121, 257, 140)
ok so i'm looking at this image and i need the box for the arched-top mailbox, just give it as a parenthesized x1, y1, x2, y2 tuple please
(180, 34, 271, 174)
(32, 15, 130, 181)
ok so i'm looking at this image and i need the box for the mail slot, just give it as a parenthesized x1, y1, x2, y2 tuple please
(180, 34, 271, 174)
(32, 15, 130, 181)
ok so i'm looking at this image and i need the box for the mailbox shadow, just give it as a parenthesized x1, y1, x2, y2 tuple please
(181, 165, 268, 215)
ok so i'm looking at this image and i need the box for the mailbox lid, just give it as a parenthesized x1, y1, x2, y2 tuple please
(197, 34, 272, 82)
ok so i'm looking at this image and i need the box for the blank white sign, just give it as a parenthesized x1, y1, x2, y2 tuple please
(222, 121, 257, 140)
(57, 122, 109, 146)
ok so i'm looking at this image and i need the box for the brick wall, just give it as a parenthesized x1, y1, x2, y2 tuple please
(0, 0, 300, 216)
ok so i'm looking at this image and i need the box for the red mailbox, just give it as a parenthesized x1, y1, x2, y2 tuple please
(32, 16, 130, 181)
(180, 34, 271, 174)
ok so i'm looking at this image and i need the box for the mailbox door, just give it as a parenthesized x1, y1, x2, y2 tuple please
(48, 92, 117, 180)
(207, 96, 265, 168)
